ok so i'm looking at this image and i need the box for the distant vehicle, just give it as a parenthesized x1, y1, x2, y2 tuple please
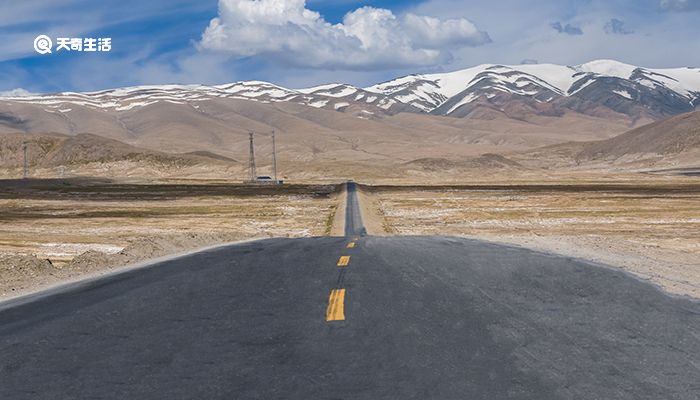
(252, 176, 284, 184)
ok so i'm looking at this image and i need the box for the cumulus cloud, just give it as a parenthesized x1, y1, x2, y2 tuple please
(198, 0, 491, 69)
(660, 0, 700, 11)
(550, 22, 583, 35)
(604, 18, 633, 34)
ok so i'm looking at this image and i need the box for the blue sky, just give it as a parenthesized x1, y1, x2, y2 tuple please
(0, 0, 699, 93)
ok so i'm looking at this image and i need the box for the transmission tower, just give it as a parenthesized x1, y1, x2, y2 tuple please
(22, 139, 28, 179)
(248, 132, 256, 182)
(271, 130, 278, 183)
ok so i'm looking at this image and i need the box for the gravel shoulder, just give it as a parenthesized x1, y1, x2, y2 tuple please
(329, 184, 346, 236)
(356, 185, 389, 235)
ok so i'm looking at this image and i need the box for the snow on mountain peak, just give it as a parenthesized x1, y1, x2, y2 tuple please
(297, 83, 358, 97)
(363, 60, 700, 115)
(1, 60, 698, 119)
(575, 59, 638, 80)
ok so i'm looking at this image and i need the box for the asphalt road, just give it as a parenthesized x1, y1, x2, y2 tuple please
(1, 184, 699, 399)
(344, 181, 366, 237)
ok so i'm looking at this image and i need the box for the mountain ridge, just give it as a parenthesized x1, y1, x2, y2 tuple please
(2, 60, 698, 122)
(366, 60, 700, 120)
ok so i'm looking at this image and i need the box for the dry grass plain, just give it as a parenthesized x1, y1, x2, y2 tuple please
(367, 180, 700, 298)
(0, 179, 341, 298)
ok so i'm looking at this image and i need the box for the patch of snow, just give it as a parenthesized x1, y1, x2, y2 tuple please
(39, 243, 124, 257)
(647, 67, 700, 96)
(576, 59, 637, 80)
(334, 102, 350, 110)
(568, 77, 596, 95)
(308, 100, 329, 108)
(88, 84, 202, 97)
(514, 63, 579, 93)
(365, 75, 424, 95)
(297, 83, 341, 94)
(377, 98, 396, 109)
(613, 89, 633, 99)
(424, 64, 493, 98)
(298, 84, 357, 98)
(115, 100, 158, 111)
(637, 78, 657, 89)
(447, 93, 479, 114)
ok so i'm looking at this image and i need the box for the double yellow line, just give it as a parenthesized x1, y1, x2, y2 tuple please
(326, 289, 346, 321)
(325, 238, 358, 322)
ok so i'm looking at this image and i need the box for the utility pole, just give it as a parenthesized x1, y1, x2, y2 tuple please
(22, 139, 28, 179)
(248, 132, 256, 182)
(271, 129, 278, 183)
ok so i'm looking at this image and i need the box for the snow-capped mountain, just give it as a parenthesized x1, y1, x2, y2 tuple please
(1, 60, 698, 121)
(0, 81, 416, 118)
(366, 60, 700, 119)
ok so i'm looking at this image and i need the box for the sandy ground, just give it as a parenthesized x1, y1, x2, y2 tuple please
(0, 179, 339, 298)
(356, 186, 388, 235)
(329, 184, 347, 236)
(363, 182, 700, 299)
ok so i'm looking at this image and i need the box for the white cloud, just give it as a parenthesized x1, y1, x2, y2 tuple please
(405, 0, 700, 71)
(198, 0, 490, 70)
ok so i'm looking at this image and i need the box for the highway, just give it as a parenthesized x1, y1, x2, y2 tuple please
(1, 183, 699, 399)
(344, 182, 366, 237)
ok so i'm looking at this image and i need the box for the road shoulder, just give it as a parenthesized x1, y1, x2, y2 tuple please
(0, 237, 268, 310)
(329, 183, 347, 236)
(356, 185, 389, 235)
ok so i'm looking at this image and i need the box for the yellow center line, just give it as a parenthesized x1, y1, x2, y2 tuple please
(337, 255, 351, 267)
(346, 242, 356, 248)
(326, 289, 346, 321)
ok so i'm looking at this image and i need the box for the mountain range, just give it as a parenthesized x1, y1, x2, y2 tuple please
(2, 59, 699, 122)
(0, 59, 698, 181)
